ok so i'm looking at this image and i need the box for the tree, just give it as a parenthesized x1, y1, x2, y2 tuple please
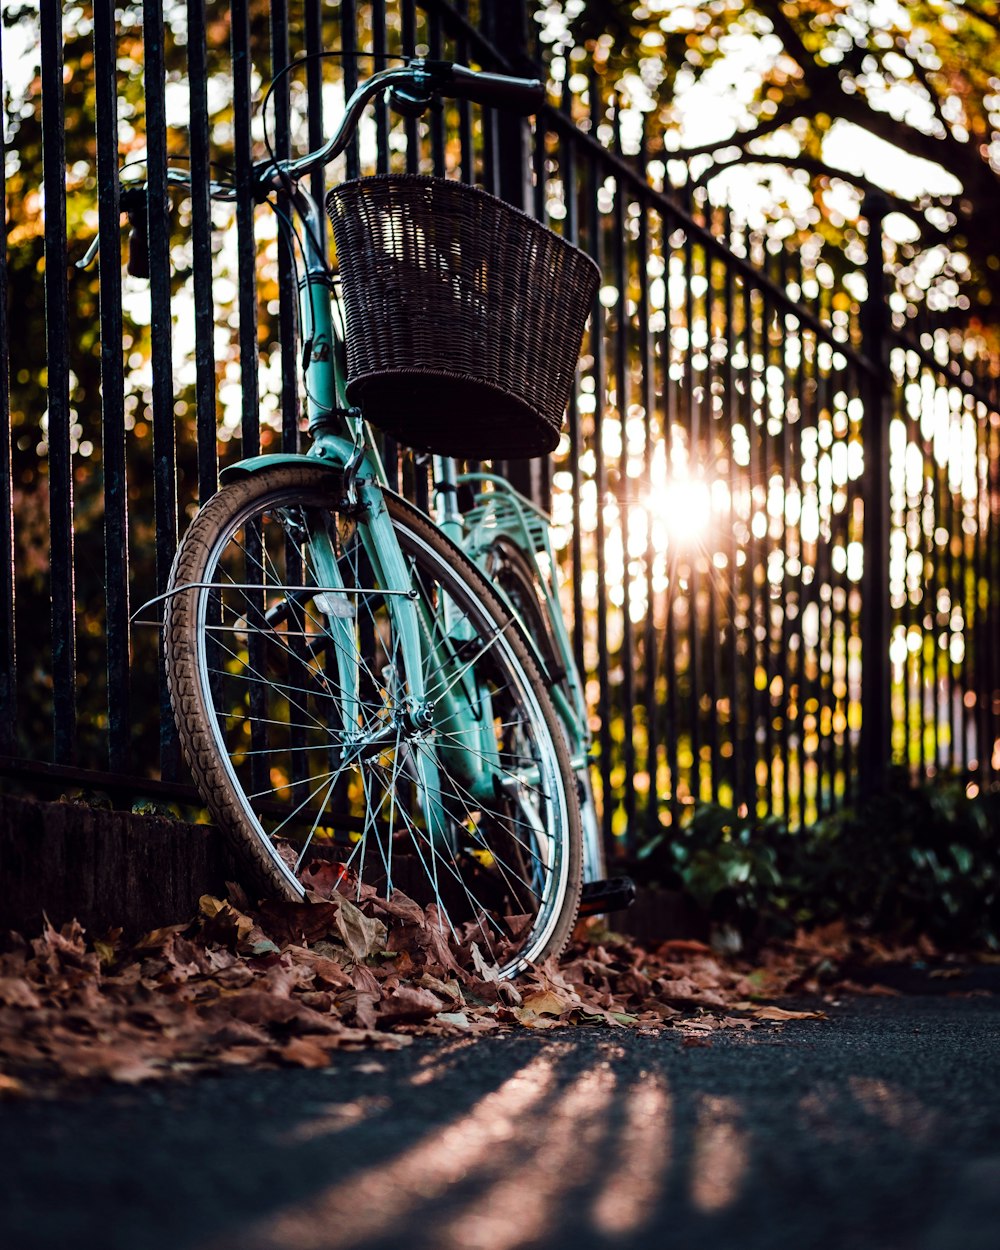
(544, 0, 1000, 326)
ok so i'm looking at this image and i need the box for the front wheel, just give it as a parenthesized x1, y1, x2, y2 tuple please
(164, 464, 582, 976)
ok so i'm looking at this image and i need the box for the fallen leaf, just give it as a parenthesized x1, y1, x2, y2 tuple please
(335, 897, 388, 962)
(519, 989, 569, 1017)
(749, 1005, 827, 1022)
(436, 1011, 471, 1028)
(378, 986, 444, 1026)
(279, 1037, 334, 1069)
(257, 899, 340, 946)
(133, 925, 187, 952)
(511, 1009, 561, 1029)
(370, 890, 425, 926)
(470, 943, 501, 983)
(0, 1072, 27, 1098)
(496, 981, 522, 1007)
(0, 977, 42, 1009)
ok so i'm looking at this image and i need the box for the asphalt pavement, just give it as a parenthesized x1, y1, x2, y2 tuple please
(2, 980, 999, 1250)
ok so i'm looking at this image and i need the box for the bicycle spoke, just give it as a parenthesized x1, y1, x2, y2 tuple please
(409, 739, 551, 891)
(168, 475, 578, 976)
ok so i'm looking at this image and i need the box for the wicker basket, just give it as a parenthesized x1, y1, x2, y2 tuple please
(326, 175, 600, 459)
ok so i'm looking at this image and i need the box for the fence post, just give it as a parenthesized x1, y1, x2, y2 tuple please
(486, 0, 547, 505)
(859, 193, 892, 800)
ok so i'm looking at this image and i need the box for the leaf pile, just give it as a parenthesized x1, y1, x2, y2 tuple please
(0, 871, 844, 1093)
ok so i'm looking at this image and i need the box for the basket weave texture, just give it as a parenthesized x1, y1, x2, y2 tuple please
(326, 175, 600, 459)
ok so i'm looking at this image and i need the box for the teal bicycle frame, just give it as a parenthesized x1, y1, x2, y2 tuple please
(220, 181, 564, 867)
(435, 460, 605, 885)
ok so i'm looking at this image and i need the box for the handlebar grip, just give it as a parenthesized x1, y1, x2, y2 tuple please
(444, 63, 545, 115)
(126, 206, 149, 280)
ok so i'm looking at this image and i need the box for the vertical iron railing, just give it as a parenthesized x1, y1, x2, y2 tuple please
(1, 1, 998, 857)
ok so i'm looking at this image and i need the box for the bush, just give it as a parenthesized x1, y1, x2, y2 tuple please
(637, 774, 1000, 950)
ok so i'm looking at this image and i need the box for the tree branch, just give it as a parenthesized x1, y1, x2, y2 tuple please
(757, 0, 818, 77)
(897, 36, 952, 137)
(960, 1, 1000, 38)
(654, 103, 819, 162)
(760, 1, 969, 170)
(688, 151, 953, 240)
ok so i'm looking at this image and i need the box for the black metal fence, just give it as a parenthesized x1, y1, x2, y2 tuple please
(2, 0, 998, 860)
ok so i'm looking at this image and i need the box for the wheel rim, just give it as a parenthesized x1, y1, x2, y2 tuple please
(186, 487, 573, 974)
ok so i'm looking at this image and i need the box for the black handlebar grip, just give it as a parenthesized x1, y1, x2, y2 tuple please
(126, 206, 149, 279)
(445, 64, 545, 115)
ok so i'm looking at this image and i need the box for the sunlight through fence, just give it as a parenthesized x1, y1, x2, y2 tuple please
(1, 0, 998, 856)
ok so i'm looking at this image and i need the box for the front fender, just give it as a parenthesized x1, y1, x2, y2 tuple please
(219, 453, 345, 485)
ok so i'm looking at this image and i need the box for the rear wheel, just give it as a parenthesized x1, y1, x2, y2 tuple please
(165, 465, 582, 975)
(484, 535, 605, 884)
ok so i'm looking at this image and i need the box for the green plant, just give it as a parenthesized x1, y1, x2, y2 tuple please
(637, 774, 1000, 949)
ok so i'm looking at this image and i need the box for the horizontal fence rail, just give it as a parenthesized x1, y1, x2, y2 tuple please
(1, 0, 998, 862)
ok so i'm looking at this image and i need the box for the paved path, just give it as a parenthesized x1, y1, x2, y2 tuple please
(3, 983, 1000, 1250)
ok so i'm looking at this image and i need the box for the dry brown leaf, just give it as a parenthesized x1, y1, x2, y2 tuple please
(335, 897, 388, 962)
(370, 890, 425, 926)
(519, 989, 570, 1017)
(279, 1037, 335, 1069)
(511, 1009, 561, 1029)
(378, 986, 445, 1026)
(134, 925, 187, 952)
(0, 977, 42, 1009)
(747, 1005, 827, 1022)
(0, 1072, 27, 1098)
(257, 899, 340, 946)
(834, 980, 902, 997)
(8, 850, 930, 1093)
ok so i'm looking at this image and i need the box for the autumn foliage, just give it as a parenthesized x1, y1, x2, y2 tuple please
(15, 863, 952, 1095)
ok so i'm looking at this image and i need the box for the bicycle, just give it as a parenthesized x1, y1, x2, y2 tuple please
(100, 58, 630, 977)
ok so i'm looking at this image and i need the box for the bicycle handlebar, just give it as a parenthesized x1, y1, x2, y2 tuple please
(76, 60, 545, 273)
(273, 59, 544, 185)
(444, 63, 546, 114)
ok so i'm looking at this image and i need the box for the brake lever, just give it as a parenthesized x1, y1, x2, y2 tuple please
(74, 185, 149, 272)
(75, 236, 101, 270)
(388, 57, 434, 118)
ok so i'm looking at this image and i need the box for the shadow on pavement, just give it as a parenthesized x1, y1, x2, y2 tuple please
(3, 990, 1000, 1250)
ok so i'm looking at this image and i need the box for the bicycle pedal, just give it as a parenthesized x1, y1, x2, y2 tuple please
(577, 876, 637, 916)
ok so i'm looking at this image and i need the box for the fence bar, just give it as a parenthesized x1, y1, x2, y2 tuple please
(371, 1, 391, 176)
(588, 111, 613, 845)
(705, 251, 722, 807)
(304, 0, 329, 216)
(637, 196, 658, 843)
(40, 3, 76, 763)
(94, 0, 130, 772)
(722, 256, 742, 812)
(560, 112, 586, 688)
(859, 196, 891, 798)
(454, 0, 473, 182)
(429, 8, 447, 174)
(187, 0, 219, 503)
(143, 0, 179, 777)
(230, 0, 260, 457)
(342, 0, 361, 180)
(0, 22, 13, 755)
(401, 0, 419, 175)
(270, 0, 299, 455)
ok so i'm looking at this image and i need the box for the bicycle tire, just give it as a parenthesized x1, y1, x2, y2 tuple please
(164, 464, 582, 975)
